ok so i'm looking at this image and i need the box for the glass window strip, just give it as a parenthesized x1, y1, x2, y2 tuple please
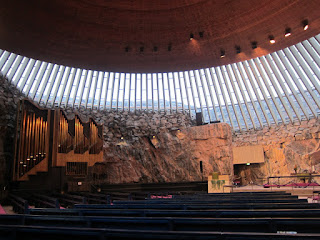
(56, 67, 72, 107)
(204, 69, 218, 120)
(268, 53, 304, 121)
(43, 64, 60, 106)
(254, 58, 287, 124)
(215, 67, 234, 128)
(225, 65, 249, 130)
(181, 72, 191, 115)
(2, 53, 17, 76)
(62, 68, 76, 107)
(0, 51, 11, 70)
(30, 62, 48, 100)
(128, 73, 132, 111)
(66, 68, 80, 107)
(242, 61, 271, 127)
(236, 62, 264, 128)
(198, 69, 213, 122)
(263, 55, 297, 123)
(285, 47, 320, 112)
(36, 63, 54, 103)
(90, 71, 100, 109)
(230, 64, 256, 129)
(185, 71, 197, 113)
(49, 66, 65, 106)
(208, 68, 226, 123)
(12, 57, 30, 86)
(192, 70, 204, 119)
(7, 55, 23, 79)
(220, 66, 242, 130)
(276, 51, 316, 118)
(296, 43, 320, 95)
(83, 70, 94, 108)
(248, 59, 279, 125)
(101, 72, 110, 110)
(24, 60, 42, 96)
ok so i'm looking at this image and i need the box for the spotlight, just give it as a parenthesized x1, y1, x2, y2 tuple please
(251, 41, 258, 49)
(269, 35, 275, 44)
(235, 45, 241, 54)
(140, 46, 144, 52)
(168, 45, 172, 51)
(302, 19, 309, 30)
(199, 31, 204, 38)
(285, 28, 291, 37)
(153, 46, 158, 52)
(190, 33, 194, 40)
(220, 49, 225, 58)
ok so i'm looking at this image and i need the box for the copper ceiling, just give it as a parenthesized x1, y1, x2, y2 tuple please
(0, 0, 320, 73)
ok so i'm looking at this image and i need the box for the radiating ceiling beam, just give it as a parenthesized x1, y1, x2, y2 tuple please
(230, 64, 257, 129)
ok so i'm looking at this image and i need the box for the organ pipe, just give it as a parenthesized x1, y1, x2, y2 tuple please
(17, 105, 48, 177)
(58, 111, 73, 153)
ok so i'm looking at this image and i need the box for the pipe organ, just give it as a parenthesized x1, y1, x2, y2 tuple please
(14, 100, 103, 182)
(58, 111, 73, 153)
(14, 100, 50, 181)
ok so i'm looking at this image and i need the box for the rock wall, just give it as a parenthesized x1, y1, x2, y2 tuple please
(0, 74, 25, 188)
(63, 107, 233, 184)
(233, 119, 320, 185)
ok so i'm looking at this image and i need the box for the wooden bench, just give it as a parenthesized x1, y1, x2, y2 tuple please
(0, 223, 320, 239)
(2, 214, 320, 233)
(51, 193, 87, 207)
(7, 194, 29, 214)
(30, 194, 60, 209)
(28, 208, 320, 218)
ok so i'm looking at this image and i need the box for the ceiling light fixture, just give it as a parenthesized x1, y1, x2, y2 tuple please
(235, 45, 241, 54)
(220, 49, 225, 58)
(302, 19, 309, 30)
(285, 28, 291, 37)
(269, 35, 275, 44)
(190, 33, 194, 40)
(251, 41, 258, 49)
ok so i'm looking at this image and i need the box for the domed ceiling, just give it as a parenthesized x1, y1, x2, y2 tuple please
(0, 0, 320, 72)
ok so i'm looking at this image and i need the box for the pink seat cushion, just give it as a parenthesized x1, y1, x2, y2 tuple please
(0, 205, 6, 214)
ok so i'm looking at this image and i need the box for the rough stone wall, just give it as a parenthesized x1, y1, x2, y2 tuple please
(63, 107, 233, 184)
(233, 118, 320, 185)
(0, 75, 26, 187)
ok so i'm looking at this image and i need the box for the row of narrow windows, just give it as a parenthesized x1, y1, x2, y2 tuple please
(1, 35, 320, 131)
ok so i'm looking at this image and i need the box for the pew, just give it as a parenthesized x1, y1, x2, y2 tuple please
(7, 194, 29, 214)
(0, 224, 320, 240)
(74, 202, 319, 210)
(51, 193, 87, 207)
(28, 208, 320, 218)
(30, 194, 60, 209)
(113, 198, 306, 204)
(2, 214, 320, 233)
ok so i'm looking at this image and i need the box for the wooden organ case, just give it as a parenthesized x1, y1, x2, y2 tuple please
(13, 100, 51, 181)
(14, 100, 103, 190)
(52, 111, 103, 168)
